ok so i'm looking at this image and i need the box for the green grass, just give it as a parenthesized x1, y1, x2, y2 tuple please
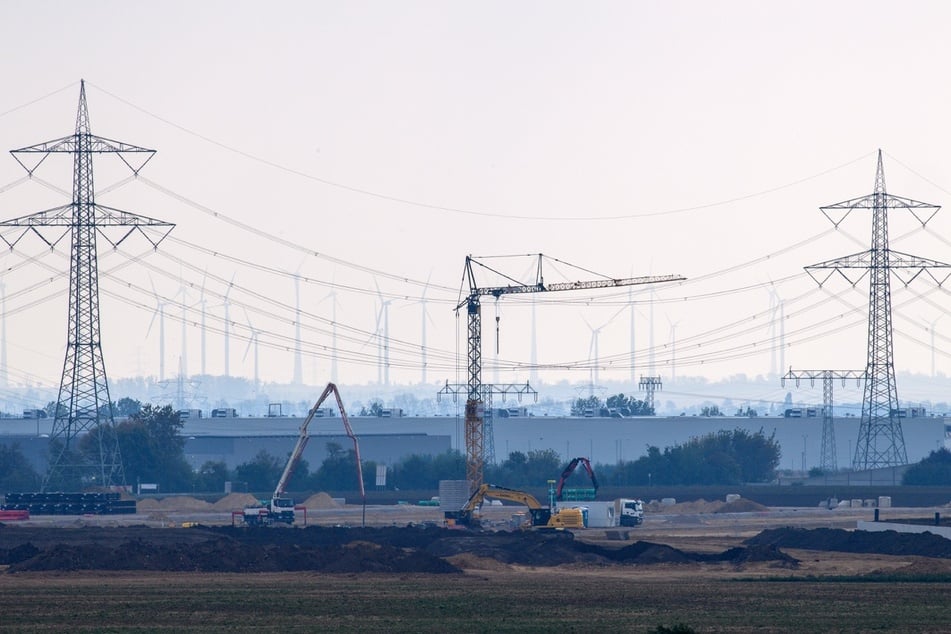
(0, 571, 949, 633)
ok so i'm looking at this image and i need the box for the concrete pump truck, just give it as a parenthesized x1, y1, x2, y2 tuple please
(239, 382, 364, 526)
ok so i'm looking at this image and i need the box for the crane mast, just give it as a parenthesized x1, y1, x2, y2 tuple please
(459, 254, 684, 491)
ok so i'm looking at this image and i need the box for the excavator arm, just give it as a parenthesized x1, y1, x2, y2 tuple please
(555, 457, 599, 501)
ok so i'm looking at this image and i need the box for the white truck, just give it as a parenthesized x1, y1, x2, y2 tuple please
(616, 498, 645, 526)
(240, 382, 364, 526)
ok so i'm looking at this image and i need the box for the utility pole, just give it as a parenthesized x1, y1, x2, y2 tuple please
(638, 375, 662, 415)
(782, 369, 864, 472)
(805, 150, 951, 469)
(456, 254, 683, 490)
(0, 81, 174, 489)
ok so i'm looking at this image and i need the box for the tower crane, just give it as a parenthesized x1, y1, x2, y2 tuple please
(457, 254, 685, 490)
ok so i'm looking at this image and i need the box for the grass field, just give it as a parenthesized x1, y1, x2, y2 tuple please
(1, 569, 949, 633)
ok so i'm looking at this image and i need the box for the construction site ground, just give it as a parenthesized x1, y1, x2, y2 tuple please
(2, 494, 950, 632)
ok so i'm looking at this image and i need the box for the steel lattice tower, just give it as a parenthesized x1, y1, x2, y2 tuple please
(806, 150, 951, 470)
(1, 81, 174, 489)
(638, 375, 662, 415)
(782, 370, 864, 472)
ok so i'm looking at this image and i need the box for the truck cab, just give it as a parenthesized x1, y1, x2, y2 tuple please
(617, 498, 644, 526)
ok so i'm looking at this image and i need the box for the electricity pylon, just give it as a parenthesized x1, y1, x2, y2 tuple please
(0, 81, 174, 489)
(638, 375, 662, 415)
(437, 381, 537, 466)
(782, 369, 864, 472)
(805, 150, 951, 470)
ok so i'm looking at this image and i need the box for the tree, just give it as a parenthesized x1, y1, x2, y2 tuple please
(0, 443, 41, 491)
(82, 404, 193, 492)
(114, 397, 142, 417)
(359, 401, 384, 417)
(310, 442, 369, 492)
(606, 393, 652, 416)
(902, 448, 951, 485)
(616, 429, 780, 486)
(489, 449, 562, 488)
(194, 460, 230, 493)
(234, 450, 284, 493)
(389, 450, 465, 490)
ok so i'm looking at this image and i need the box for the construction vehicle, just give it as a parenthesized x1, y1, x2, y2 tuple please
(555, 457, 599, 501)
(616, 498, 645, 526)
(239, 382, 364, 526)
(444, 483, 585, 529)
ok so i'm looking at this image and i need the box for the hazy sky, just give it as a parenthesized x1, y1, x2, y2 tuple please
(3, 1, 951, 409)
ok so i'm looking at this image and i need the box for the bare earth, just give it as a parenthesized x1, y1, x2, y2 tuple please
(2, 498, 950, 632)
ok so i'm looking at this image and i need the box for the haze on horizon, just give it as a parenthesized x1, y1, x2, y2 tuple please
(2, 1, 951, 415)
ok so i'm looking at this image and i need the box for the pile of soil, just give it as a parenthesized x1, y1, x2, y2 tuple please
(716, 498, 769, 513)
(5, 523, 947, 574)
(745, 527, 951, 558)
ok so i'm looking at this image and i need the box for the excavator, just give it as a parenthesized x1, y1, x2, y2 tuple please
(239, 382, 364, 526)
(555, 457, 599, 501)
(444, 483, 585, 529)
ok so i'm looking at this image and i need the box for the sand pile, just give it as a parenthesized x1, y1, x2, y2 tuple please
(135, 498, 162, 511)
(646, 498, 725, 514)
(302, 492, 340, 509)
(158, 497, 214, 512)
(211, 493, 260, 511)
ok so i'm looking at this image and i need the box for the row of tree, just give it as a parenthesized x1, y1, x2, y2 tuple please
(2, 403, 947, 493)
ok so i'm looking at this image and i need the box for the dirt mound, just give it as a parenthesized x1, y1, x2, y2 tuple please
(718, 544, 799, 568)
(144, 496, 213, 512)
(211, 493, 259, 511)
(135, 498, 162, 511)
(716, 498, 769, 513)
(746, 527, 951, 558)
(885, 558, 951, 577)
(0, 524, 808, 573)
(444, 552, 513, 571)
(645, 498, 726, 514)
(302, 492, 339, 509)
(4, 531, 459, 574)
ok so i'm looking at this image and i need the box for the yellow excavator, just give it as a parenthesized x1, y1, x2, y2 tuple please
(444, 483, 585, 529)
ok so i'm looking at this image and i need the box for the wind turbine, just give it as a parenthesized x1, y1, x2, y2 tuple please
(666, 316, 680, 383)
(627, 285, 647, 387)
(212, 273, 237, 378)
(584, 306, 625, 397)
(374, 281, 394, 386)
(417, 274, 435, 385)
(177, 278, 190, 380)
(926, 315, 943, 378)
(583, 317, 604, 397)
(767, 284, 785, 377)
(318, 287, 339, 383)
(242, 308, 261, 390)
(147, 277, 168, 382)
(193, 272, 208, 377)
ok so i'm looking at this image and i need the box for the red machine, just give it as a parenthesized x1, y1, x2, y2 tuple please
(555, 457, 599, 501)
